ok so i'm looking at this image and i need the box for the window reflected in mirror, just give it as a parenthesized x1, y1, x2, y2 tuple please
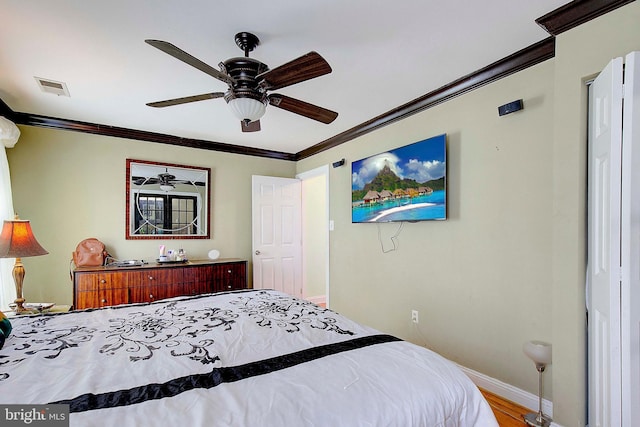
(126, 159, 210, 239)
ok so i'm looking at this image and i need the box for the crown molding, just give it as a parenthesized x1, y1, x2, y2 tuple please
(297, 0, 633, 160)
(296, 37, 555, 160)
(536, 0, 635, 36)
(1, 0, 630, 161)
(5, 110, 295, 161)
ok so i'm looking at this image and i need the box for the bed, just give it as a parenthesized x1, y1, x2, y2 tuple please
(0, 289, 498, 426)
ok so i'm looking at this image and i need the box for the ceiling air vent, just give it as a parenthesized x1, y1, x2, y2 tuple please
(34, 77, 70, 96)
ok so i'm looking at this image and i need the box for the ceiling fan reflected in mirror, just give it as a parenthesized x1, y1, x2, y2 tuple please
(145, 32, 338, 132)
(132, 168, 204, 191)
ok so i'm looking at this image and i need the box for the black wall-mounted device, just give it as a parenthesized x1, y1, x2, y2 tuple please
(332, 158, 345, 168)
(498, 99, 523, 116)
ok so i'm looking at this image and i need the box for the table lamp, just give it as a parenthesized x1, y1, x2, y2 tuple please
(0, 217, 49, 313)
(523, 340, 552, 427)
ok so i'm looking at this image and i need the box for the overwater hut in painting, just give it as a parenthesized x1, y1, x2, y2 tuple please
(363, 190, 380, 205)
(351, 134, 447, 223)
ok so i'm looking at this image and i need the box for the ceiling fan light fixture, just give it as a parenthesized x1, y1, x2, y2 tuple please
(145, 34, 337, 132)
(227, 97, 266, 122)
(159, 184, 174, 192)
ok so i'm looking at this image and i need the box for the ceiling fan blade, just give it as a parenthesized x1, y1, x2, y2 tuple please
(146, 92, 225, 108)
(241, 120, 261, 132)
(132, 176, 160, 185)
(145, 39, 234, 85)
(257, 51, 332, 91)
(268, 94, 338, 124)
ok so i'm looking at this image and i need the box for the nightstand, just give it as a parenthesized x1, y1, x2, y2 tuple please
(4, 304, 71, 318)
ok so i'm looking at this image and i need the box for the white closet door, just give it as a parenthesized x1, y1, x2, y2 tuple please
(621, 51, 640, 427)
(588, 56, 623, 427)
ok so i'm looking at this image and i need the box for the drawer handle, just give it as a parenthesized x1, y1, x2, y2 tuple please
(101, 299, 107, 303)
(227, 270, 231, 274)
(100, 279, 106, 284)
(227, 285, 232, 289)
(149, 294, 154, 299)
(148, 276, 154, 280)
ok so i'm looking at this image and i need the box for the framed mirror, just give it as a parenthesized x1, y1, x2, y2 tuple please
(126, 159, 210, 239)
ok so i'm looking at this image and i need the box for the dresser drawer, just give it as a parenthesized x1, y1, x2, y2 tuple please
(73, 259, 247, 309)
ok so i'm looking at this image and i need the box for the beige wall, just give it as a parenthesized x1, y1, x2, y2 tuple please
(6, 126, 295, 306)
(300, 170, 328, 300)
(298, 57, 557, 406)
(6, 3, 640, 426)
(297, 3, 640, 426)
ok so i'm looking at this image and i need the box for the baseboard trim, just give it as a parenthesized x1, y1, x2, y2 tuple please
(457, 363, 563, 426)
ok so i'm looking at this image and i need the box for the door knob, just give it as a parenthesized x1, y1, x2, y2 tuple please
(255, 250, 261, 255)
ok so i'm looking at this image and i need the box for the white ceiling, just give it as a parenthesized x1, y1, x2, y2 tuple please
(0, 0, 567, 154)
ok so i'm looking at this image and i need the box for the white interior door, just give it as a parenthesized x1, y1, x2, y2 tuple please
(251, 175, 302, 297)
(588, 56, 623, 427)
(621, 51, 640, 427)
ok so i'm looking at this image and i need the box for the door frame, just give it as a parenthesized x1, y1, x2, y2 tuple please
(296, 165, 330, 308)
(621, 51, 640, 427)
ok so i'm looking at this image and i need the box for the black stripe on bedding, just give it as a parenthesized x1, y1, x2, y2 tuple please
(52, 334, 401, 413)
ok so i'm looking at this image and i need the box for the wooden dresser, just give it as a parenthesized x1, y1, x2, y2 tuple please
(73, 259, 247, 310)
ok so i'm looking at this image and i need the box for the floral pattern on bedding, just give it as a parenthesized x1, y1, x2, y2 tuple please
(99, 304, 238, 363)
(232, 291, 355, 335)
(0, 290, 355, 381)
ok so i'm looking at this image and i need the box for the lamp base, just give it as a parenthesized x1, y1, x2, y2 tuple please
(8, 300, 38, 315)
(12, 297, 29, 313)
(524, 412, 552, 427)
(11, 259, 30, 313)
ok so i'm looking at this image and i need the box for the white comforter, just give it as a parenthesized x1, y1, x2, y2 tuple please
(1, 290, 498, 427)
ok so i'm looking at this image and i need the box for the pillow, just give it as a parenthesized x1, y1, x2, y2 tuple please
(0, 310, 11, 349)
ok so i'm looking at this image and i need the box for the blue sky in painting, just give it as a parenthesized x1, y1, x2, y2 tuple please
(352, 134, 446, 190)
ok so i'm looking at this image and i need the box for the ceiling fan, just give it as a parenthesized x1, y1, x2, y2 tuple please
(145, 32, 338, 132)
(132, 169, 202, 191)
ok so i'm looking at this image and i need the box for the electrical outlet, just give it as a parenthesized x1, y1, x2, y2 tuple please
(411, 310, 419, 324)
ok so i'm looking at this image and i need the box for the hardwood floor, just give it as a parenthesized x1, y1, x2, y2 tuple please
(480, 388, 532, 427)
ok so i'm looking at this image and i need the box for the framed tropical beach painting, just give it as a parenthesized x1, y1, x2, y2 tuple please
(351, 134, 446, 223)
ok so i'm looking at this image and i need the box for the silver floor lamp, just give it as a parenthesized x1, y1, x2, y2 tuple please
(523, 340, 552, 427)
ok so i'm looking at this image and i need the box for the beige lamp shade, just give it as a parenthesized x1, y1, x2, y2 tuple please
(0, 219, 49, 313)
(0, 220, 49, 258)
